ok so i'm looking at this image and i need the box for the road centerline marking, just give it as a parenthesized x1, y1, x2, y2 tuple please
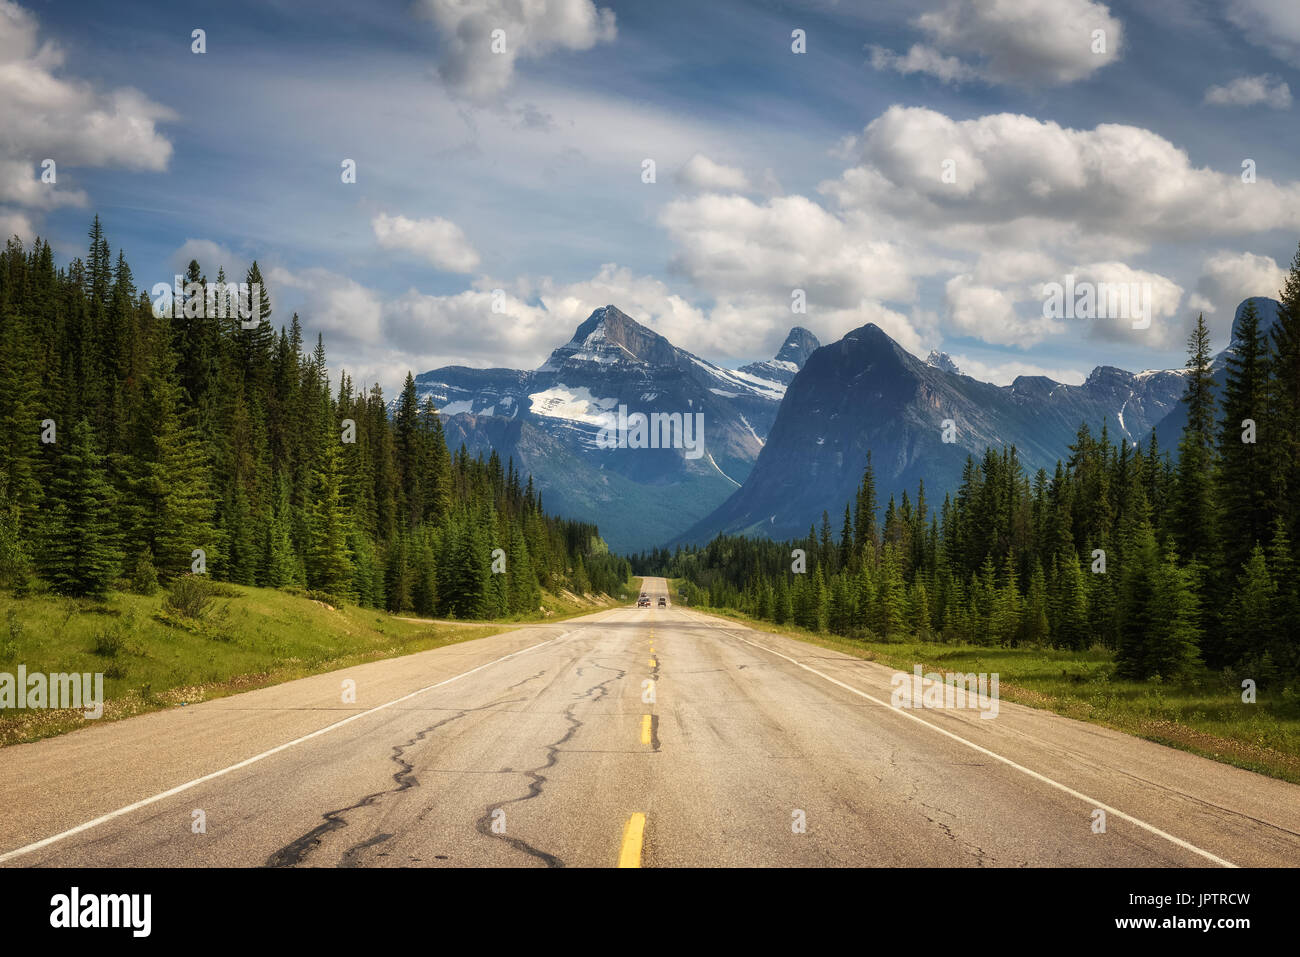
(618, 813, 647, 867)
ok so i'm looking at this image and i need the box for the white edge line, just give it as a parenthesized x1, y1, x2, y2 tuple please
(688, 611, 1237, 869)
(0, 630, 574, 864)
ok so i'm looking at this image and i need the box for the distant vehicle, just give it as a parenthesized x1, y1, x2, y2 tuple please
(637, 596, 651, 607)
(657, 597, 667, 606)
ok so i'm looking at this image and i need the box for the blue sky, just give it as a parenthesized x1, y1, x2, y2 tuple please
(6, 0, 1300, 395)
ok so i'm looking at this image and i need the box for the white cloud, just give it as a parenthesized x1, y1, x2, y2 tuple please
(1194, 249, 1287, 320)
(0, 158, 85, 209)
(0, 209, 35, 243)
(168, 239, 246, 280)
(944, 274, 1057, 346)
(418, 0, 616, 100)
(946, 353, 1086, 386)
(824, 106, 1300, 249)
(372, 213, 481, 273)
(675, 154, 752, 192)
(654, 103, 1300, 353)
(0, 0, 173, 220)
(869, 0, 1122, 87)
(1205, 75, 1292, 108)
(1067, 261, 1185, 347)
(270, 266, 386, 348)
(1227, 0, 1300, 68)
(660, 193, 917, 308)
(867, 43, 978, 84)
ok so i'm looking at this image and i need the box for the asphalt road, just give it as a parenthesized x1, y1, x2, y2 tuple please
(3, 577, 1299, 867)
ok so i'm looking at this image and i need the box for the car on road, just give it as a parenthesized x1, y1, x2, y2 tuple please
(657, 597, 667, 607)
(637, 596, 651, 607)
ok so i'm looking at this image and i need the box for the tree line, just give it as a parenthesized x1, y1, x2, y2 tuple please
(635, 245, 1300, 685)
(0, 218, 629, 616)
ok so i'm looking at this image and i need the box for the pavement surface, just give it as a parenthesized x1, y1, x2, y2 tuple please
(3, 577, 1298, 867)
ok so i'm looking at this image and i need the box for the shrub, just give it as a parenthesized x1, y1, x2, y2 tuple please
(129, 555, 159, 595)
(0, 504, 33, 594)
(91, 627, 125, 657)
(164, 574, 215, 620)
(1, 608, 19, 660)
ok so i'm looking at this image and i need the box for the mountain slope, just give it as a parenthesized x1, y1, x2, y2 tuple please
(413, 306, 819, 552)
(680, 322, 1188, 544)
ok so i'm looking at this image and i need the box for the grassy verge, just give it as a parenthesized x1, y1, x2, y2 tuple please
(676, 589, 1300, 784)
(0, 581, 625, 748)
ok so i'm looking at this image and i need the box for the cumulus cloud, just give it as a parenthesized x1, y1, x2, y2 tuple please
(1205, 75, 1292, 108)
(0, 158, 85, 209)
(1066, 262, 1186, 347)
(646, 102, 1300, 355)
(823, 106, 1300, 249)
(0, 209, 35, 243)
(271, 266, 392, 348)
(660, 193, 917, 308)
(0, 0, 174, 221)
(167, 239, 246, 280)
(418, 0, 616, 100)
(372, 213, 481, 273)
(653, 103, 1297, 353)
(675, 154, 751, 192)
(1193, 250, 1288, 325)
(943, 274, 1056, 346)
(869, 0, 1121, 87)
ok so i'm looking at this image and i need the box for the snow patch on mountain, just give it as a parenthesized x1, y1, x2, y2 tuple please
(527, 385, 618, 425)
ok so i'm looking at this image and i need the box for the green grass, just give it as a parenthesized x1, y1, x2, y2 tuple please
(675, 589, 1300, 784)
(0, 581, 626, 747)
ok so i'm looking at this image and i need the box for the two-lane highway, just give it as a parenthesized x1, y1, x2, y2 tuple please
(3, 577, 1299, 867)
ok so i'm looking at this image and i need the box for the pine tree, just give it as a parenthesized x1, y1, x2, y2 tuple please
(307, 439, 355, 599)
(1269, 243, 1300, 546)
(1226, 545, 1274, 670)
(41, 420, 121, 596)
(1021, 559, 1050, 646)
(1116, 524, 1200, 679)
(1218, 298, 1272, 573)
(877, 543, 907, 639)
(1174, 314, 1218, 565)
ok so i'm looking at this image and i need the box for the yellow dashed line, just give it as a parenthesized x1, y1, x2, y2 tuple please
(640, 713, 652, 744)
(618, 813, 647, 868)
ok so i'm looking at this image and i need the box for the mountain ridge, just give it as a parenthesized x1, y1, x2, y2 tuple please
(411, 305, 818, 552)
(676, 318, 1198, 545)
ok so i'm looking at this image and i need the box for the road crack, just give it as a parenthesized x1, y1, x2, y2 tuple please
(474, 660, 627, 867)
(265, 693, 529, 868)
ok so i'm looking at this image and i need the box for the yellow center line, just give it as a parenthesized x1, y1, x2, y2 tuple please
(618, 812, 647, 868)
(648, 657, 656, 667)
(640, 713, 652, 744)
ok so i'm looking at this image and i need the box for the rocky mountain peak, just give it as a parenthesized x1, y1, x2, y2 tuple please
(774, 326, 820, 367)
(541, 304, 678, 370)
(926, 350, 961, 375)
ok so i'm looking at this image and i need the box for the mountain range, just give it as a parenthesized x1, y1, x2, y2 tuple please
(414, 299, 1278, 552)
(412, 306, 818, 552)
